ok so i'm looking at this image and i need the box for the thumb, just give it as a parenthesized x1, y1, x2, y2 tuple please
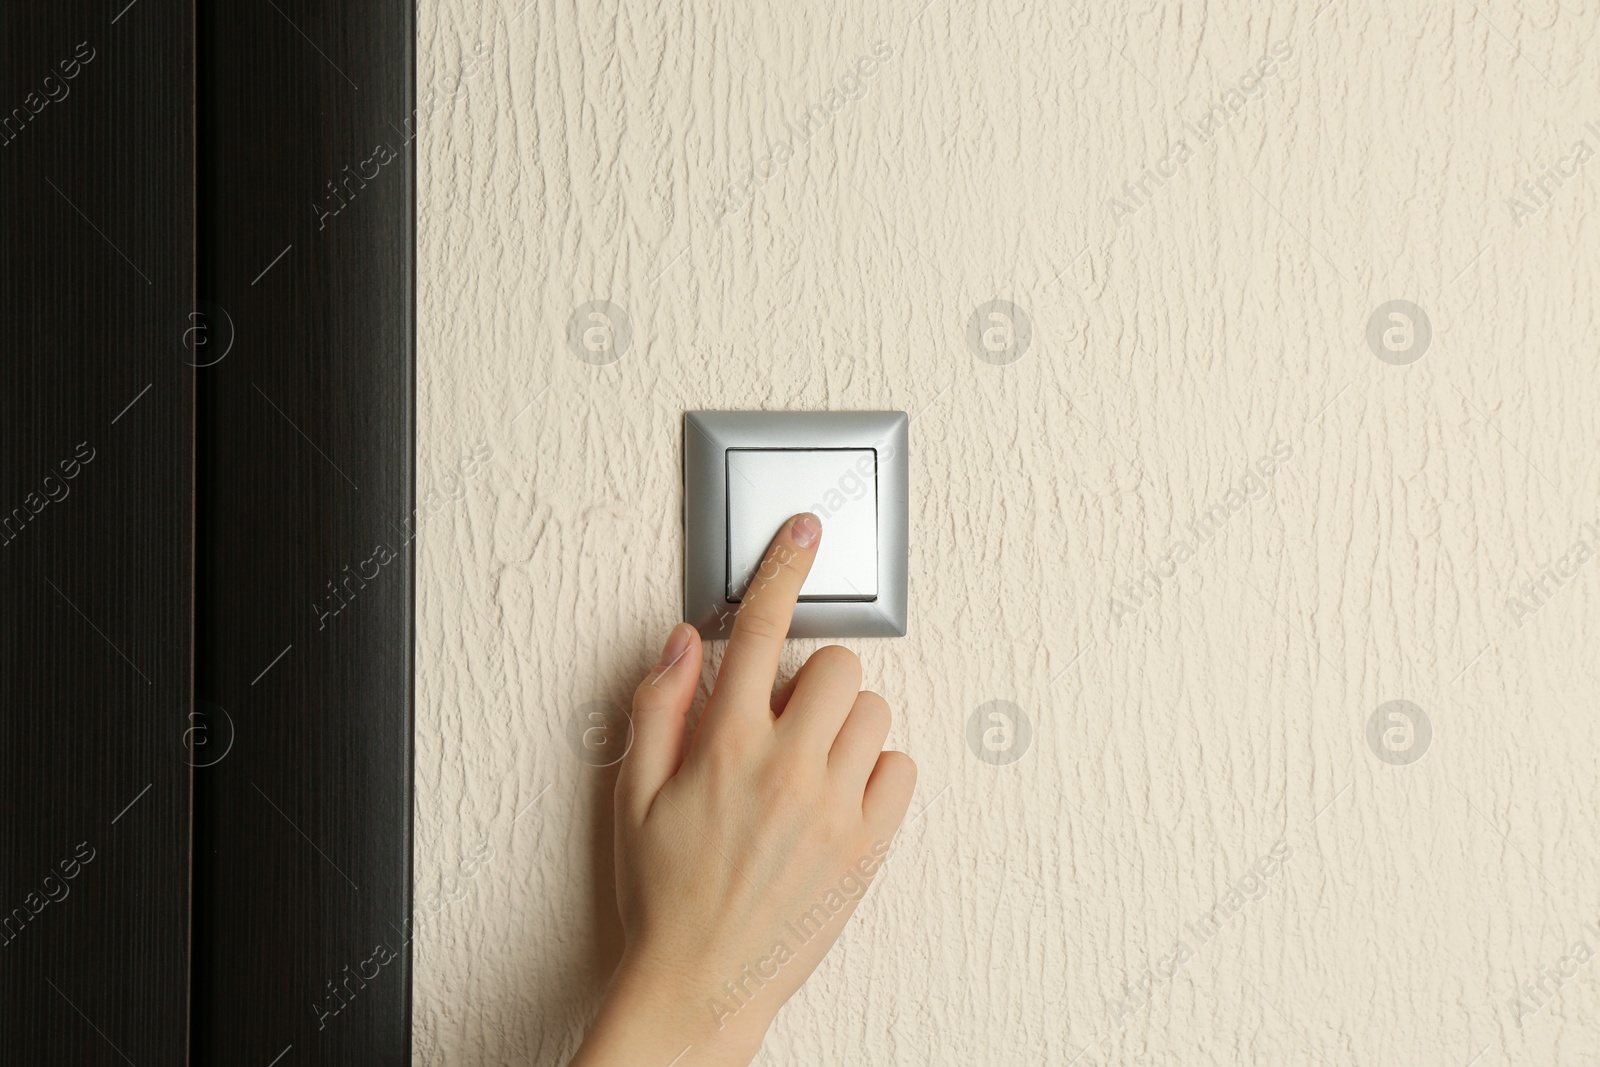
(617, 623, 701, 822)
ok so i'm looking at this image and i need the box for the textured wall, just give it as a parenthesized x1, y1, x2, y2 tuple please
(415, 2, 1600, 1063)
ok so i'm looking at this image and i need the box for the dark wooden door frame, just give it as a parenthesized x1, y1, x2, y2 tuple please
(1, 1, 195, 1063)
(193, 0, 415, 1062)
(2, 0, 415, 1063)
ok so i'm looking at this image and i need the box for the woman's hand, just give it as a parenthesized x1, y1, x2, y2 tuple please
(570, 513, 917, 1067)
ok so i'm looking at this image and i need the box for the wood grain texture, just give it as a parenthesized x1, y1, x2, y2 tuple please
(193, 0, 414, 1062)
(0, 3, 193, 1064)
(416, 2, 1600, 1064)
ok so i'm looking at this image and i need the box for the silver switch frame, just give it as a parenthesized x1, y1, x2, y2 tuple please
(684, 410, 909, 639)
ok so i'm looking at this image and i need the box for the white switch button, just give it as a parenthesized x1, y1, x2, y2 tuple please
(726, 449, 878, 601)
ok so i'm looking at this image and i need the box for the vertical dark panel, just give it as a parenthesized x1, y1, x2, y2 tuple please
(0, 2, 194, 1065)
(193, 0, 413, 1061)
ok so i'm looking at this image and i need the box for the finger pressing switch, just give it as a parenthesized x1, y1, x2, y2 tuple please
(683, 411, 908, 640)
(725, 449, 878, 602)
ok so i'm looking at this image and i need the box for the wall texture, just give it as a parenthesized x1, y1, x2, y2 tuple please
(416, 2, 1600, 1063)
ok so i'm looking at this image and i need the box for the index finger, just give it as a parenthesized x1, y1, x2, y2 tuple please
(708, 513, 822, 720)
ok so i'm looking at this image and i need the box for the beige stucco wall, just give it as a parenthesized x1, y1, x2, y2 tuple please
(415, 2, 1600, 1062)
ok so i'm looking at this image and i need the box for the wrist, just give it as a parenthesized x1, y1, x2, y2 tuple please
(571, 951, 770, 1067)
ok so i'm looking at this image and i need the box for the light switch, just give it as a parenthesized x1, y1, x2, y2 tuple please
(726, 449, 878, 601)
(683, 411, 908, 639)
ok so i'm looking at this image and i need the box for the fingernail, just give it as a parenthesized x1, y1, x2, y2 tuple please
(791, 513, 821, 548)
(656, 624, 691, 670)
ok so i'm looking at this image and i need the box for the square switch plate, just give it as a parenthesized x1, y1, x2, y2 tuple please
(684, 410, 908, 639)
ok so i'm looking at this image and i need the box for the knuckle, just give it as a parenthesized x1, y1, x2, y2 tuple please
(632, 679, 679, 720)
(855, 705, 890, 740)
(857, 689, 891, 722)
(631, 679, 663, 712)
(887, 750, 918, 785)
(734, 608, 786, 643)
(757, 756, 822, 805)
(701, 712, 755, 755)
(809, 644, 861, 683)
